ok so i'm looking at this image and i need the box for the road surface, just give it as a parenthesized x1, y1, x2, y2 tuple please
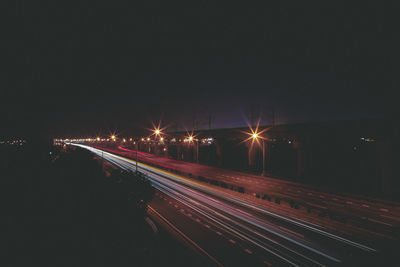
(72, 143, 396, 266)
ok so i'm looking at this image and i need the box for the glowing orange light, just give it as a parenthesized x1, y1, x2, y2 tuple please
(160, 137, 164, 141)
(241, 120, 271, 150)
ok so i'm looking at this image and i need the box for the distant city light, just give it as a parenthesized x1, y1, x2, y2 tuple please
(2, 139, 28, 146)
(201, 137, 214, 144)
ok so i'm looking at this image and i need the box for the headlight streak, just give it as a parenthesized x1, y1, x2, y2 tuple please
(151, 179, 340, 264)
(71, 144, 377, 265)
(151, 179, 320, 266)
(101, 146, 375, 251)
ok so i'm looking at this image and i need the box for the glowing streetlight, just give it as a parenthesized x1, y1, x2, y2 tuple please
(185, 133, 198, 163)
(111, 135, 116, 140)
(147, 137, 150, 141)
(154, 129, 160, 135)
(97, 137, 100, 141)
(160, 137, 164, 142)
(243, 125, 270, 177)
(123, 138, 126, 143)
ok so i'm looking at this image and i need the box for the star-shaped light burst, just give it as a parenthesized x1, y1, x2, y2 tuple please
(241, 120, 270, 150)
(147, 120, 168, 140)
(184, 130, 197, 143)
(109, 130, 118, 141)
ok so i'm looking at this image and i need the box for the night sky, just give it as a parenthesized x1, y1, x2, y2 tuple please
(2, 2, 397, 139)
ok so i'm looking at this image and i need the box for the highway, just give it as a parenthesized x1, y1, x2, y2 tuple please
(93, 145, 400, 241)
(71, 143, 390, 266)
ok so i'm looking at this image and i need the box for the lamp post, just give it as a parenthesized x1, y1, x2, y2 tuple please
(136, 140, 138, 172)
(152, 127, 164, 156)
(187, 135, 198, 163)
(195, 139, 198, 164)
(248, 131, 267, 176)
(262, 139, 266, 176)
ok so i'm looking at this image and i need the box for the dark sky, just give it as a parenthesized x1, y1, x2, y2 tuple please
(2, 2, 398, 139)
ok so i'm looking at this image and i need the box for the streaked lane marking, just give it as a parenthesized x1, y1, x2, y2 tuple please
(147, 205, 223, 267)
(264, 259, 272, 266)
(367, 217, 393, 226)
(244, 249, 253, 254)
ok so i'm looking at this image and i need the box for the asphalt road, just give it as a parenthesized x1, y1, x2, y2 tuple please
(72, 143, 396, 266)
(94, 145, 400, 239)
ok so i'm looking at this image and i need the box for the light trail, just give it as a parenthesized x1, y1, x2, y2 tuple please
(71, 143, 378, 266)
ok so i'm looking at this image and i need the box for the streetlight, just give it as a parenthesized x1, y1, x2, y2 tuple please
(251, 132, 266, 176)
(186, 134, 198, 164)
(244, 127, 269, 176)
(135, 139, 139, 172)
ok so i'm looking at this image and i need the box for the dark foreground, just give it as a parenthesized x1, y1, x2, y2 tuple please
(0, 144, 203, 266)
